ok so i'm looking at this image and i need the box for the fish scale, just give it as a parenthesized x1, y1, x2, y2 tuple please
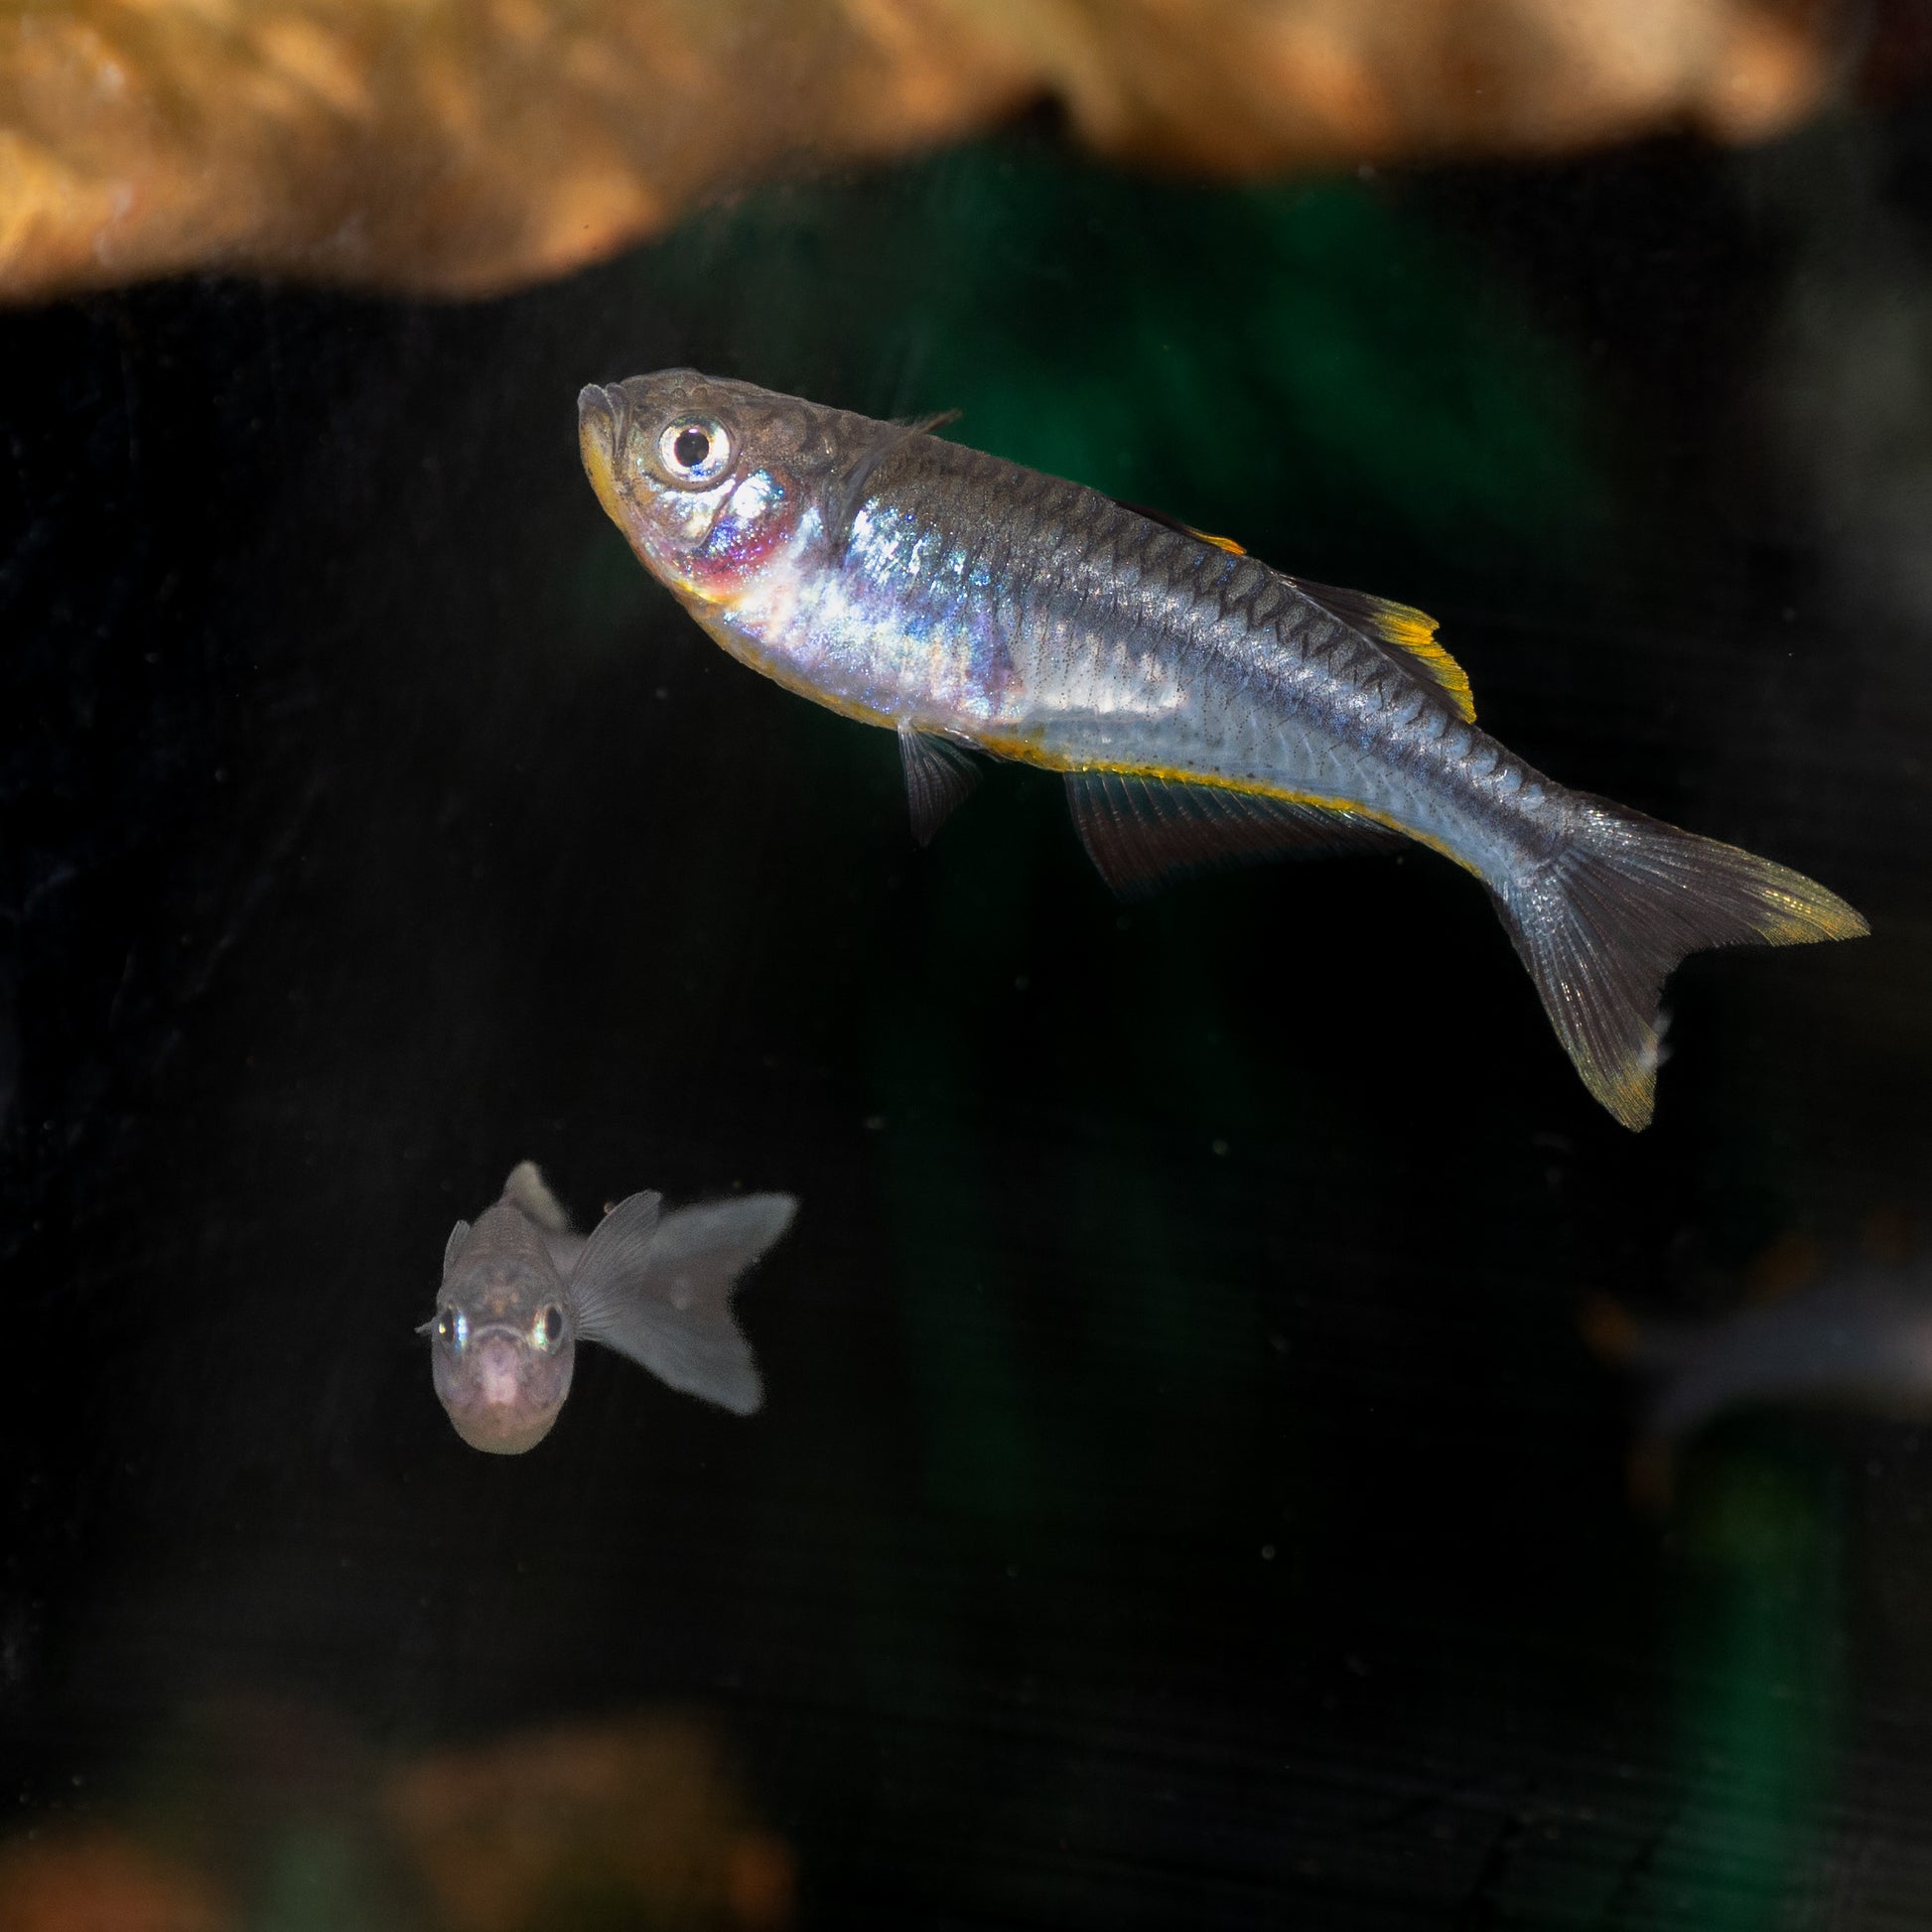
(579, 369, 1866, 1129)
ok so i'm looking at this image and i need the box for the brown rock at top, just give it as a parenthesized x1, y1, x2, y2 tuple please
(0, 0, 1840, 302)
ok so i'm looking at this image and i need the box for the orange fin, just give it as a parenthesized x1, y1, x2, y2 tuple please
(1112, 498, 1246, 555)
(1114, 495, 1473, 720)
(1184, 524, 1246, 555)
(1289, 577, 1476, 723)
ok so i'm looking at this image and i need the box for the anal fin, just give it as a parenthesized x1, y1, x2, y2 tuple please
(898, 726, 981, 845)
(1065, 770, 1400, 897)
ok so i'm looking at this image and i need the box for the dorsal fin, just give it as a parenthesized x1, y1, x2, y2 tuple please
(1113, 500, 1475, 720)
(1113, 498, 1246, 555)
(503, 1160, 572, 1235)
(1288, 577, 1475, 723)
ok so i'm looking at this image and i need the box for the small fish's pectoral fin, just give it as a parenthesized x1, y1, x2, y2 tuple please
(898, 726, 981, 846)
(502, 1160, 572, 1234)
(1288, 577, 1475, 723)
(442, 1220, 473, 1277)
(828, 412, 960, 547)
(565, 1189, 662, 1296)
(1065, 771, 1401, 897)
(572, 1193, 794, 1416)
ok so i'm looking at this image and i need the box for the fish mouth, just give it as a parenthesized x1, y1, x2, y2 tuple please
(578, 382, 627, 522)
(447, 1399, 562, 1455)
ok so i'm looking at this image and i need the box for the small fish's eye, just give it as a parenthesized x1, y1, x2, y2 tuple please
(656, 416, 733, 487)
(436, 1308, 469, 1349)
(532, 1304, 567, 1352)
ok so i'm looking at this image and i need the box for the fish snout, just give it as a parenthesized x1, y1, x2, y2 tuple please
(475, 1333, 523, 1408)
(578, 382, 623, 450)
(578, 383, 629, 518)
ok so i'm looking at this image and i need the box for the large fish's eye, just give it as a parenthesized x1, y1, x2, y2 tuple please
(531, 1304, 567, 1352)
(435, 1307, 469, 1349)
(656, 416, 733, 487)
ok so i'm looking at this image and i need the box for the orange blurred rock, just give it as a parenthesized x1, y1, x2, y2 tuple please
(0, 0, 1842, 302)
(0, 1828, 233, 1932)
(383, 1710, 794, 1931)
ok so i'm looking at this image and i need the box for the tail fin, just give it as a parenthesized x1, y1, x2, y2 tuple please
(1494, 796, 1865, 1130)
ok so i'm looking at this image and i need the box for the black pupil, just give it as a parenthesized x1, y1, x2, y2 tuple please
(672, 427, 711, 470)
(542, 1307, 563, 1345)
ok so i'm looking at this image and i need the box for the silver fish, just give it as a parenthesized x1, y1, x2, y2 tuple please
(425, 1161, 795, 1453)
(579, 370, 1866, 1129)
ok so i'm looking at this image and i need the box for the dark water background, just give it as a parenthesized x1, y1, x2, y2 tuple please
(4, 99, 1932, 1929)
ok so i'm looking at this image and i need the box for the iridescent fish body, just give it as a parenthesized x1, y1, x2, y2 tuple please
(578, 371, 1866, 1129)
(425, 1161, 795, 1453)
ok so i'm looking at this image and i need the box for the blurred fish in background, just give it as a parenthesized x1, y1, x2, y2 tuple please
(1585, 1215, 1932, 1499)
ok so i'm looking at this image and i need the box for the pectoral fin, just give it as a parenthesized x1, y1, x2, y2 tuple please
(571, 1193, 795, 1416)
(442, 1220, 473, 1277)
(564, 1189, 663, 1315)
(898, 726, 981, 845)
(1066, 770, 1400, 897)
(830, 411, 961, 547)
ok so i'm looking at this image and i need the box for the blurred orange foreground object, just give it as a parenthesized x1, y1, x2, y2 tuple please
(0, 0, 1841, 302)
(0, 1828, 233, 1932)
(383, 1710, 795, 1932)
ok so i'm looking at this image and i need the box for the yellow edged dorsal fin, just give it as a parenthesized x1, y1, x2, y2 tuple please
(1112, 496, 1250, 557)
(1289, 577, 1475, 723)
(1182, 523, 1246, 556)
(1112, 498, 1474, 721)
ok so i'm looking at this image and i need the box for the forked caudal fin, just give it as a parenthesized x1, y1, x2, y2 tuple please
(1493, 796, 1865, 1130)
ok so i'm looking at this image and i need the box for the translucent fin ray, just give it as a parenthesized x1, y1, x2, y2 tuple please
(829, 411, 959, 546)
(899, 726, 981, 845)
(1065, 770, 1400, 897)
(1494, 796, 1866, 1131)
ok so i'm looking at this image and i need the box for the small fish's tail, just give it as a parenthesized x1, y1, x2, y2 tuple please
(1493, 795, 1865, 1130)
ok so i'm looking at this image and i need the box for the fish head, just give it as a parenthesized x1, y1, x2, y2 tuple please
(578, 369, 843, 614)
(428, 1214, 577, 1454)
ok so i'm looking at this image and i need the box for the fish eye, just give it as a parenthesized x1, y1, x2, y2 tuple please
(532, 1304, 567, 1352)
(655, 416, 733, 487)
(435, 1307, 469, 1349)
